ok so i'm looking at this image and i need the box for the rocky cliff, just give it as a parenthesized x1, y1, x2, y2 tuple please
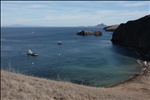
(111, 15, 150, 60)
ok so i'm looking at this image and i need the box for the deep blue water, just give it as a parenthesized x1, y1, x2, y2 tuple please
(1, 27, 141, 87)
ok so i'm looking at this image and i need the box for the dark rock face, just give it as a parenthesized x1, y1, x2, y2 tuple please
(111, 15, 150, 60)
(93, 30, 102, 36)
(77, 30, 92, 35)
(103, 25, 119, 31)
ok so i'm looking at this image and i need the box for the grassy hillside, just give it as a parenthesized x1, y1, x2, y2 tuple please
(1, 65, 150, 100)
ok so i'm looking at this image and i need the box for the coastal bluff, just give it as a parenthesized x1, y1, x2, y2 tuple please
(111, 15, 150, 60)
(103, 25, 119, 31)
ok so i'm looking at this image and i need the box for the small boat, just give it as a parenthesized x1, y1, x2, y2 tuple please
(57, 41, 62, 45)
(27, 49, 38, 56)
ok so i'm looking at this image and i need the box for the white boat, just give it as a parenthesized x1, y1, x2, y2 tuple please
(57, 41, 62, 45)
(27, 49, 38, 56)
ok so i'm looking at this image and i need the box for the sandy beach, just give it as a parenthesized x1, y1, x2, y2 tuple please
(1, 61, 150, 100)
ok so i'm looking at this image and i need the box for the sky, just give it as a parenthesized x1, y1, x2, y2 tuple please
(1, 1, 150, 27)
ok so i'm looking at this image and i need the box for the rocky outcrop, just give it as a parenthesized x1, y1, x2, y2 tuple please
(111, 15, 150, 60)
(77, 30, 92, 35)
(77, 30, 103, 36)
(103, 25, 119, 31)
(93, 30, 102, 36)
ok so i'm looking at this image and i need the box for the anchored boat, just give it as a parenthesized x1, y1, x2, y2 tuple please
(27, 49, 38, 56)
(57, 41, 62, 45)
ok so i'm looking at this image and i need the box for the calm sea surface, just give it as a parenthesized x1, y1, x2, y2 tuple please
(1, 27, 141, 87)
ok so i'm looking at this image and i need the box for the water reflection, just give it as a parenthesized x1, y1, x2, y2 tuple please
(111, 44, 141, 59)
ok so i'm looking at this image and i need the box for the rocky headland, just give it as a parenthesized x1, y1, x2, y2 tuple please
(111, 15, 150, 60)
(103, 24, 119, 31)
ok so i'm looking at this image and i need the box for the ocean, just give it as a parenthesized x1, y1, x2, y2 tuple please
(1, 27, 141, 87)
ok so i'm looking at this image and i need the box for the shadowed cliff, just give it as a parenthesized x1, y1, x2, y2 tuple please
(111, 15, 150, 60)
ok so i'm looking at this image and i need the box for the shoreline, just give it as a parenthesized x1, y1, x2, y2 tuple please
(105, 60, 150, 88)
(105, 73, 140, 88)
(1, 61, 150, 100)
(1, 59, 149, 88)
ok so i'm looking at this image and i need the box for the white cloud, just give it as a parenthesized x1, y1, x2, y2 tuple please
(43, 9, 117, 20)
(27, 4, 46, 9)
(43, 14, 88, 21)
(1, 1, 149, 26)
(119, 10, 148, 17)
(39, 8, 149, 26)
(104, 10, 149, 25)
(149, 1, 150, 14)
(117, 1, 149, 7)
(17, 18, 32, 23)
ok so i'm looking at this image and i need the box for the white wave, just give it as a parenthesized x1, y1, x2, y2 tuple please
(137, 59, 148, 67)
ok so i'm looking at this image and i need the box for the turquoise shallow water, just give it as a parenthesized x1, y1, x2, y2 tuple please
(1, 27, 141, 87)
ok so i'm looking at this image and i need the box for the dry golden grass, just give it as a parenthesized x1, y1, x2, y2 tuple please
(1, 64, 150, 100)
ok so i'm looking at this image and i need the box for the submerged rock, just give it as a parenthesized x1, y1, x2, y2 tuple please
(111, 15, 150, 60)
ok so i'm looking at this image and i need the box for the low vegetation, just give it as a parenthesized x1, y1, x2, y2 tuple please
(1, 66, 150, 100)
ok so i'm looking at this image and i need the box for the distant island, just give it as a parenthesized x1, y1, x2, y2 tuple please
(3, 23, 108, 28)
(94, 23, 107, 28)
(86, 23, 107, 28)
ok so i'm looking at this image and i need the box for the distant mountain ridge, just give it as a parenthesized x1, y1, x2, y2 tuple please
(3, 23, 107, 28)
(95, 23, 107, 28)
(86, 23, 107, 28)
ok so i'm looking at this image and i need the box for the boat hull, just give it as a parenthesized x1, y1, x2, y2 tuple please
(27, 53, 38, 56)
